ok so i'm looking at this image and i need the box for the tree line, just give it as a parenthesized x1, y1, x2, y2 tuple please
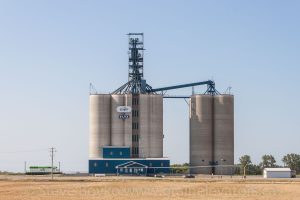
(170, 153, 300, 175)
(237, 153, 300, 175)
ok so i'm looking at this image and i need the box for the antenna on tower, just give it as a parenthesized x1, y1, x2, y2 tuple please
(89, 83, 98, 94)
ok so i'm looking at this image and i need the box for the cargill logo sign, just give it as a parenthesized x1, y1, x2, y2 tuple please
(116, 106, 132, 113)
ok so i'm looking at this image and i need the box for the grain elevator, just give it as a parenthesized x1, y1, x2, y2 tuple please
(89, 33, 234, 175)
(89, 33, 168, 175)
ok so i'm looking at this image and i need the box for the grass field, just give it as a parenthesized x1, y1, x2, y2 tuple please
(0, 175, 299, 200)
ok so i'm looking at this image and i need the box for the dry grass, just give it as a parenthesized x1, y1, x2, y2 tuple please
(0, 175, 300, 200)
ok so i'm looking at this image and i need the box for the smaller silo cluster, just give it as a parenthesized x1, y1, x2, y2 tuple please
(190, 94, 234, 175)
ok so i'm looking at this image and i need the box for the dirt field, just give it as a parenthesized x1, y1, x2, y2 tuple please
(0, 175, 300, 200)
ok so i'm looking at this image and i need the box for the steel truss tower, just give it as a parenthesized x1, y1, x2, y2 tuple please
(112, 33, 153, 94)
(113, 33, 219, 96)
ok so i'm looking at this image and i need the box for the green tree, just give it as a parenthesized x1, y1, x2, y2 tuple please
(260, 154, 277, 168)
(248, 164, 262, 175)
(239, 155, 252, 175)
(171, 163, 189, 174)
(282, 153, 300, 172)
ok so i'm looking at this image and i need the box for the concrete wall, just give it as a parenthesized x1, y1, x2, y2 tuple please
(89, 94, 111, 158)
(111, 94, 132, 147)
(214, 95, 234, 175)
(189, 95, 213, 174)
(149, 95, 163, 158)
(189, 94, 234, 175)
(139, 94, 163, 158)
(138, 94, 150, 157)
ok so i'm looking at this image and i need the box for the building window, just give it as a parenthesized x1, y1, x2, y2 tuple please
(120, 151, 123, 156)
(105, 162, 109, 167)
(149, 162, 152, 167)
(94, 162, 97, 167)
(132, 122, 139, 130)
(134, 135, 139, 142)
(110, 151, 113, 155)
(133, 110, 138, 117)
(133, 98, 139, 105)
(120, 168, 123, 172)
(161, 162, 164, 167)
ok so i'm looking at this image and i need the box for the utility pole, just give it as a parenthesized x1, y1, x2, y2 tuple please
(24, 161, 26, 174)
(49, 147, 56, 180)
(243, 164, 247, 179)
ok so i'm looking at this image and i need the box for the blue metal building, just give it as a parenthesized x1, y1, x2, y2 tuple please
(89, 146, 169, 175)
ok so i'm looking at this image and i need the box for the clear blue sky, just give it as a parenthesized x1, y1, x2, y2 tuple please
(0, 0, 299, 172)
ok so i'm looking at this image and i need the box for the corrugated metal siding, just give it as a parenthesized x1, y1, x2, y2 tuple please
(89, 159, 170, 174)
(103, 147, 130, 158)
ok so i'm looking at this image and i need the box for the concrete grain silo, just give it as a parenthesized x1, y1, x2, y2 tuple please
(149, 94, 163, 158)
(89, 94, 111, 158)
(138, 94, 163, 158)
(138, 94, 150, 158)
(111, 94, 132, 147)
(189, 93, 234, 175)
(213, 95, 234, 175)
(189, 95, 213, 174)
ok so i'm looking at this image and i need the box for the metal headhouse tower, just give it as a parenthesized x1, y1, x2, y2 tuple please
(113, 33, 153, 94)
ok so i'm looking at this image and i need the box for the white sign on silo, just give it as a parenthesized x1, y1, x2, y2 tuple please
(116, 106, 132, 113)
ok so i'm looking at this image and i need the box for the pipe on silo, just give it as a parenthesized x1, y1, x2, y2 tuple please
(124, 94, 133, 148)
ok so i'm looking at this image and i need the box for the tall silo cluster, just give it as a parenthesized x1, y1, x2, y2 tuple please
(190, 94, 234, 175)
(89, 94, 163, 159)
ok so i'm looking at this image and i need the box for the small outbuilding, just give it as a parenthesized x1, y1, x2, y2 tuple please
(263, 168, 291, 178)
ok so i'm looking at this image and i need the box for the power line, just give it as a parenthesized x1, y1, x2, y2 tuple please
(0, 148, 48, 154)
